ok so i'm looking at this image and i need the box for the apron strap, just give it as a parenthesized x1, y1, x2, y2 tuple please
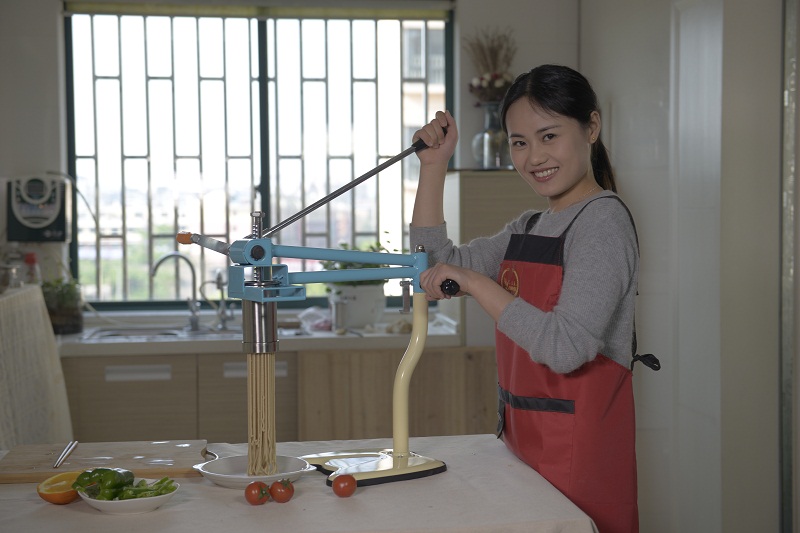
(524, 211, 542, 233)
(524, 197, 662, 375)
(630, 353, 661, 371)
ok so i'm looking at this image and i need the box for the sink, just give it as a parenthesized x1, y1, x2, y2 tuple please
(81, 325, 246, 341)
(83, 327, 185, 340)
(183, 327, 243, 338)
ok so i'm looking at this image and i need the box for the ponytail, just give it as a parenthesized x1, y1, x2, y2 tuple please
(591, 139, 617, 192)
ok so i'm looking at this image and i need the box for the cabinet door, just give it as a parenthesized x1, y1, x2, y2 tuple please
(297, 349, 400, 441)
(66, 355, 198, 442)
(197, 352, 298, 443)
(297, 347, 497, 441)
(409, 347, 498, 437)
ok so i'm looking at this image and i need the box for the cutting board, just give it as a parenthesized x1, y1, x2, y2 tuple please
(0, 440, 208, 484)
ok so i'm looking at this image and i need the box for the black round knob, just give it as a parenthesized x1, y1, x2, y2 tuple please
(440, 279, 460, 296)
(250, 245, 266, 261)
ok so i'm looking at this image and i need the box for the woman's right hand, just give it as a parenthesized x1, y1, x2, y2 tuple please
(412, 110, 458, 167)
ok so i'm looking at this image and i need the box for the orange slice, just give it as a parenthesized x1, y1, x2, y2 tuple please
(36, 471, 83, 505)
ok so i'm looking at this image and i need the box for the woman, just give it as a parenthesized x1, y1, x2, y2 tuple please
(411, 64, 656, 533)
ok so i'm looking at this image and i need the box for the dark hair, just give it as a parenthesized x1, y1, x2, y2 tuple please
(500, 65, 616, 192)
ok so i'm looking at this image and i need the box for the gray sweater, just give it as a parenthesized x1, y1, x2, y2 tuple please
(410, 191, 638, 373)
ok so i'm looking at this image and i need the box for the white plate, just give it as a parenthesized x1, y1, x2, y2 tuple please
(78, 478, 180, 515)
(193, 455, 316, 489)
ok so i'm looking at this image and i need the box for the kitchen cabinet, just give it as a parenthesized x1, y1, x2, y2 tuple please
(62, 345, 494, 443)
(297, 346, 497, 441)
(61, 354, 198, 442)
(63, 352, 297, 443)
(197, 352, 298, 443)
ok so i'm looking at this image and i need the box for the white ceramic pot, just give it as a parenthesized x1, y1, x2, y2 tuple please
(327, 283, 386, 329)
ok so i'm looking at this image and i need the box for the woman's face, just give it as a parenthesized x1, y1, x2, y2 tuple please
(505, 99, 601, 212)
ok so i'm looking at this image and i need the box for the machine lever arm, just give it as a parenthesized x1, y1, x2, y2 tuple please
(263, 129, 447, 238)
(176, 231, 231, 255)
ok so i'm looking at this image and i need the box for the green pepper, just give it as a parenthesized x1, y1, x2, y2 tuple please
(71, 467, 134, 500)
(97, 468, 134, 491)
(72, 470, 95, 490)
(118, 488, 138, 500)
(71, 468, 176, 501)
(95, 488, 118, 501)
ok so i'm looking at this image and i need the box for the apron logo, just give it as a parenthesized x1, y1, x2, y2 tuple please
(500, 267, 520, 296)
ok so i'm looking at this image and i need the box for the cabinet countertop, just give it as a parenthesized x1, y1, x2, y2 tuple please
(58, 324, 461, 357)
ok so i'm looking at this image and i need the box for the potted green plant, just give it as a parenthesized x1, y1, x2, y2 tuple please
(41, 278, 84, 334)
(319, 242, 391, 329)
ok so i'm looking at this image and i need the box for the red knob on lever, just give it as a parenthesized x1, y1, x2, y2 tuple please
(176, 231, 193, 245)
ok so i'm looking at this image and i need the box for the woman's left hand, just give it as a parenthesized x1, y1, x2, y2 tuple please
(419, 263, 472, 301)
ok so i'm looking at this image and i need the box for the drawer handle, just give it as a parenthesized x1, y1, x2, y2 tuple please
(104, 364, 172, 382)
(223, 361, 288, 379)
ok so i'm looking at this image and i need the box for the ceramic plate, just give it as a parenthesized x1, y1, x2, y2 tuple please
(193, 455, 316, 489)
(78, 478, 180, 515)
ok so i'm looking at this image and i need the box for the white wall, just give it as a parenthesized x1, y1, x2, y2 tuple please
(0, 0, 788, 531)
(719, 0, 782, 530)
(0, 0, 66, 175)
(0, 0, 70, 280)
(579, 2, 680, 529)
(582, 0, 784, 532)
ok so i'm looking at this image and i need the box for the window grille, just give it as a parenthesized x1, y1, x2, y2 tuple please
(66, 12, 448, 304)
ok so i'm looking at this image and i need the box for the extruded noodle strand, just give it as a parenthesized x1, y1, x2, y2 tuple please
(247, 352, 277, 475)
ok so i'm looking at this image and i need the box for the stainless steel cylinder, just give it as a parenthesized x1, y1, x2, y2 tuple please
(242, 299, 278, 354)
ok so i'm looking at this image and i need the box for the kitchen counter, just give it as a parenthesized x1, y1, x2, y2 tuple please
(0, 434, 597, 533)
(58, 309, 461, 357)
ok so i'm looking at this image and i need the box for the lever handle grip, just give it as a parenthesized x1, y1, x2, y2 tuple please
(412, 126, 449, 152)
(440, 279, 460, 296)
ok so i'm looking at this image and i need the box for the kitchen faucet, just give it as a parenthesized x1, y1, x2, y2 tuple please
(151, 251, 200, 331)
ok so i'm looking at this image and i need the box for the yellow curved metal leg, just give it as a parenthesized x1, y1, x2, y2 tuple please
(301, 292, 447, 486)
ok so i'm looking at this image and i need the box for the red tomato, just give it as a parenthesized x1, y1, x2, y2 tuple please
(269, 479, 294, 503)
(244, 481, 270, 505)
(331, 474, 357, 497)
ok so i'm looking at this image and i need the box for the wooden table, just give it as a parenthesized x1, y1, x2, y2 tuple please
(0, 434, 597, 532)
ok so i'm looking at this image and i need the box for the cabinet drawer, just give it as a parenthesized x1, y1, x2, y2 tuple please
(297, 346, 497, 441)
(67, 355, 198, 442)
(197, 353, 298, 443)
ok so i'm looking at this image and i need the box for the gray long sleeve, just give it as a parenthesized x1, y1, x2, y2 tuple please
(410, 192, 638, 373)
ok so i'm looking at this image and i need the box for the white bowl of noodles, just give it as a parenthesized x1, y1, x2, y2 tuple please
(193, 455, 315, 489)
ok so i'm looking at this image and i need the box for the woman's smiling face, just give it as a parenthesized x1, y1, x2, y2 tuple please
(505, 98, 601, 212)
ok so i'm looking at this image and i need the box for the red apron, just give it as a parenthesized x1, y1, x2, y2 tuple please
(495, 199, 639, 533)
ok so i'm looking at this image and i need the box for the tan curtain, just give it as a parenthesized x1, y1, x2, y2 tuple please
(0, 286, 72, 449)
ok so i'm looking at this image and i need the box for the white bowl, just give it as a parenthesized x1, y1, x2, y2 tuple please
(78, 479, 180, 514)
(193, 455, 315, 489)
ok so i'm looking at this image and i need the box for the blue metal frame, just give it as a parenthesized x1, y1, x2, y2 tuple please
(227, 237, 427, 303)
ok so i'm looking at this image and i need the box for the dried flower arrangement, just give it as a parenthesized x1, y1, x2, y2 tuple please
(463, 27, 517, 104)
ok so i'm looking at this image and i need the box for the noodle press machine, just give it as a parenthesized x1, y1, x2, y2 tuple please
(177, 133, 460, 486)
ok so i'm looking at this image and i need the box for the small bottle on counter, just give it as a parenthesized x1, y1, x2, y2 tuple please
(1, 244, 24, 289)
(23, 252, 42, 285)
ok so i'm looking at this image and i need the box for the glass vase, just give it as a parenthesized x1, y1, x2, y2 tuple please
(471, 101, 512, 169)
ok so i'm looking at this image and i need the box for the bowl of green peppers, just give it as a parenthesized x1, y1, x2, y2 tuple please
(72, 467, 180, 514)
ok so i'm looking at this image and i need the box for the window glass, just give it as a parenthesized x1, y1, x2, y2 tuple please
(68, 14, 447, 304)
